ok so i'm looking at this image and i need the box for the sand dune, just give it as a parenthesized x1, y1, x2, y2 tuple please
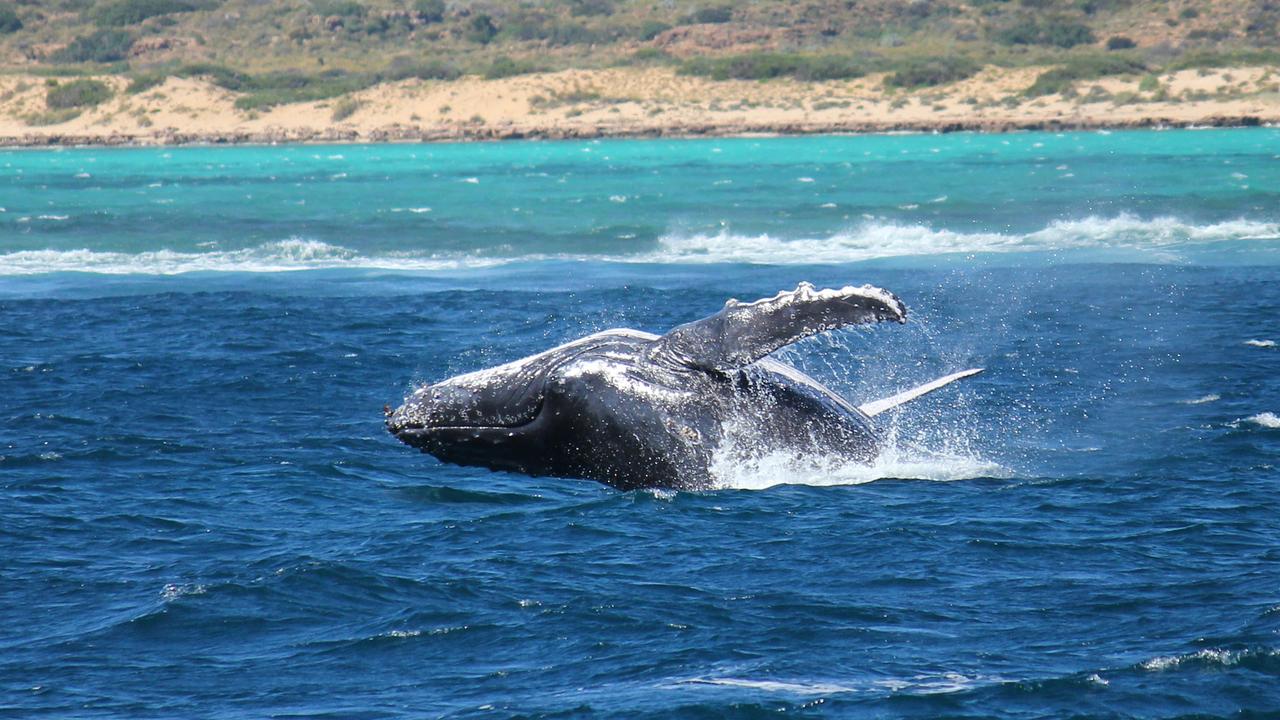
(2, 65, 1277, 146)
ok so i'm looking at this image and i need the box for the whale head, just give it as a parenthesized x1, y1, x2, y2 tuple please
(385, 354, 553, 471)
(385, 329, 699, 483)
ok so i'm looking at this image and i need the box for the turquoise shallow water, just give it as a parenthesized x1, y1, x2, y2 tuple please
(3, 130, 1280, 718)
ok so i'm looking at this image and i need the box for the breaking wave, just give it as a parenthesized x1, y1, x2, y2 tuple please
(1138, 647, 1280, 673)
(0, 239, 507, 276)
(2, 215, 1276, 275)
(674, 672, 995, 695)
(1245, 412, 1280, 429)
(651, 215, 1280, 265)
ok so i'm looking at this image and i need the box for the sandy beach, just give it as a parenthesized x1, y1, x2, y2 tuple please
(2, 64, 1278, 146)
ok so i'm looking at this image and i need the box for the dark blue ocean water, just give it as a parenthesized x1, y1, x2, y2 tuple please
(3, 131, 1280, 718)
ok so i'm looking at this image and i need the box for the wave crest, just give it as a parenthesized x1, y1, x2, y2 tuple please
(1140, 647, 1280, 672)
(0, 238, 500, 276)
(653, 214, 1279, 265)
(2, 215, 1276, 275)
(1246, 412, 1280, 429)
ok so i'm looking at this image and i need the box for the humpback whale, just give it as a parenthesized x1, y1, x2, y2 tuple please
(386, 283, 980, 491)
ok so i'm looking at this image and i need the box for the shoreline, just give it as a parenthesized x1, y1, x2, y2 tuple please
(1, 114, 1274, 148)
(3, 66, 1278, 148)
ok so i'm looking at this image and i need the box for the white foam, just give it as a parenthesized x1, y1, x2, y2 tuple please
(0, 239, 507, 275)
(1139, 647, 1275, 671)
(160, 583, 207, 601)
(1246, 412, 1280, 428)
(4, 215, 1276, 275)
(649, 214, 1280, 265)
(676, 672, 992, 696)
(872, 672, 990, 695)
(1180, 394, 1220, 405)
(710, 440, 1008, 491)
(678, 678, 856, 694)
(1245, 339, 1276, 347)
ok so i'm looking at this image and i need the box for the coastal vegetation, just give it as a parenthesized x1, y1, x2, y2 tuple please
(1, 0, 1278, 134)
(46, 77, 113, 108)
(1023, 53, 1149, 95)
(678, 53, 868, 82)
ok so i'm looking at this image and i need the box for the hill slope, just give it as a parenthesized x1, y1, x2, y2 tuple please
(1, 0, 1278, 143)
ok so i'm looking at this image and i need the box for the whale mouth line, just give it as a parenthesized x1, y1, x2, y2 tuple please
(387, 415, 541, 434)
(396, 422, 525, 431)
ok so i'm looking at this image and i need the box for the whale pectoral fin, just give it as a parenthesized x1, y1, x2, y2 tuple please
(653, 282, 907, 372)
(858, 368, 983, 417)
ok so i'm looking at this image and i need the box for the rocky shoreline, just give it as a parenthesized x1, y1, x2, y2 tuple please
(1, 113, 1272, 148)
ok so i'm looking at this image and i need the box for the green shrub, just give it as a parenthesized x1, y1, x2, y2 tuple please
(883, 55, 981, 88)
(1180, 7, 1199, 19)
(1138, 73, 1159, 92)
(313, 0, 365, 17)
(50, 29, 135, 62)
(46, 78, 113, 108)
(796, 55, 873, 81)
(1024, 54, 1146, 96)
(91, 0, 193, 27)
(483, 55, 541, 79)
(1166, 49, 1280, 71)
(25, 108, 84, 126)
(680, 52, 867, 81)
(173, 62, 250, 89)
(1106, 35, 1136, 50)
(1185, 27, 1231, 42)
(568, 0, 613, 17)
(530, 87, 601, 108)
(635, 20, 670, 40)
(231, 70, 365, 109)
(0, 5, 22, 33)
(362, 17, 414, 39)
(1075, 0, 1131, 13)
(1043, 20, 1096, 47)
(330, 96, 360, 121)
(498, 9, 615, 45)
(686, 6, 733, 23)
(995, 16, 1096, 48)
(994, 18, 1040, 45)
(126, 70, 167, 92)
(412, 0, 444, 23)
(626, 47, 671, 64)
(467, 14, 497, 44)
(385, 58, 460, 81)
(126, 60, 461, 110)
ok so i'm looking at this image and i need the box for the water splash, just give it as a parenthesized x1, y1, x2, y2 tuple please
(709, 403, 1008, 491)
(710, 443, 1010, 490)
